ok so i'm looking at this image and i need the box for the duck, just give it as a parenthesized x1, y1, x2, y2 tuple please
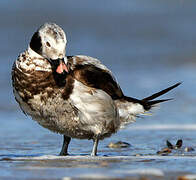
(12, 22, 180, 156)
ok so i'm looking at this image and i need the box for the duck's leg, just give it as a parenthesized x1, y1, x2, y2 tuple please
(59, 135, 71, 156)
(91, 134, 100, 156)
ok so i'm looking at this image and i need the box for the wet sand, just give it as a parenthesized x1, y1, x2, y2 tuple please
(1, 154, 196, 179)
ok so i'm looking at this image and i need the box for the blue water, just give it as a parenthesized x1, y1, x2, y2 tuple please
(1, 0, 196, 179)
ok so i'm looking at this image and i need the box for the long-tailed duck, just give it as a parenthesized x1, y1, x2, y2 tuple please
(12, 23, 180, 156)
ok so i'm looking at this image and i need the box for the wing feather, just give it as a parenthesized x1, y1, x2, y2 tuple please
(68, 56, 124, 100)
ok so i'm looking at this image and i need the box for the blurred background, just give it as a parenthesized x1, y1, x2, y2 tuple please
(1, 0, 196, 178)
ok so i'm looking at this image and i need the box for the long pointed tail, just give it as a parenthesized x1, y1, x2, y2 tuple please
(141, 82, 181, 110)
(123, 82, 181, 111)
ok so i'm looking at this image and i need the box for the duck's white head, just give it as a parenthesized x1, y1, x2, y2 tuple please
(29, 22, 68, 74)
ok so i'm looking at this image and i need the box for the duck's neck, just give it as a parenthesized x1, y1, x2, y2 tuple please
(27, 46, 43, 59)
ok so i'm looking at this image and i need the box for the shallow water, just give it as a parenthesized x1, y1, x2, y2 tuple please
(1, 0, 196, 179)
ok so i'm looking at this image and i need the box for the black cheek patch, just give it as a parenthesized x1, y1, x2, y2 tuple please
(30, 31, 42, 55)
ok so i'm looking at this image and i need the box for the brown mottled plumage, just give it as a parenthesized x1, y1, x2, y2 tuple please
(12, 23, 180, 156)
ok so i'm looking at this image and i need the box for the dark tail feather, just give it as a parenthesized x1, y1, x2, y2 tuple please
(123, 82, 181, 111)
(141, 82, 181, 110)
(142, 99, 172, 111)
(147, 99, 172, 105)
(142, 82, 181, 101)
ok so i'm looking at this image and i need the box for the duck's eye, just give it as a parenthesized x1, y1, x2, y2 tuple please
(46, 41, 51, 47)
